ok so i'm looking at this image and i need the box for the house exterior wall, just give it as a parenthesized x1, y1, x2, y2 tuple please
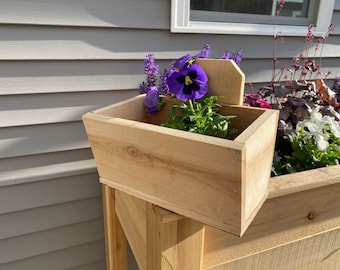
(0, 0, 339, 269)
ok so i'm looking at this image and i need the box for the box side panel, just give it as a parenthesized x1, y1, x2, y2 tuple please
(195, 59, 245, 105)
(219, 105, 265, 137)
(239, 110, 279, 233)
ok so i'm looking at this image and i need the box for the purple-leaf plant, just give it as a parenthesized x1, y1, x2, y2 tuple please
(244, 1, 339, 175)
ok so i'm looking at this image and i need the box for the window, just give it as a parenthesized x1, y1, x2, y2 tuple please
(171, 0, 335, 36)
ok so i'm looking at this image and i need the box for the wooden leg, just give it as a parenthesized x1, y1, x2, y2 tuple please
(176, 218, 205, 270)
(146, 204, 205, 270)
(102, 185, 128, 270)
(146, 203, 178, 270)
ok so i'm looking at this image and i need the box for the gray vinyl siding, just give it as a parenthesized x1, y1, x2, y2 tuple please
(0, 0, 339, 269)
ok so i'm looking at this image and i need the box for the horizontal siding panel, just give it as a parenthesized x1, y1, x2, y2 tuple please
(0, 91, 136, 127)
(0, 61, 144, 95)
(0, 76, 142, 95)
(331, 11, 340, 34)
(0, 219, 104, 263)
(0, 171, 101, 214)
(242, 58, 340, 83)
(0, 122, 89, 158)
(0, 159, 97, 187)
(335, 0, 340, 10)
(0, 149, 94, 172)
(1, 241, 105, 270)
(0, 0, 169, 29)
(67, 259, 106, 270)
(0, 26, 338, 60)
(0, 197, 103, 239)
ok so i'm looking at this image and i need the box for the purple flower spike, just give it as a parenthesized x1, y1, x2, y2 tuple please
(144, 86, 160, 114)
(197, 42, 211, 58)
(220, 50, 231, 60)
(233, 48, 242, 65)
(166, 64, 208, 101)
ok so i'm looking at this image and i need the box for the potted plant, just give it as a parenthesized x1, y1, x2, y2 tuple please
(244, 22, 340, 177)
(83, 46, 279, 236)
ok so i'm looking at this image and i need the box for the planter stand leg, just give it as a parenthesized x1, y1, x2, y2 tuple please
(102, 185, 128, 270)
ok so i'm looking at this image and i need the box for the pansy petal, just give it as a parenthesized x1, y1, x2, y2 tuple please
(174, 54, 192, 71)
(166, 64, 208, 101)
(315, 134, 329, 151)
(166, 71, 184, 95)
(144, 86, 160, 114)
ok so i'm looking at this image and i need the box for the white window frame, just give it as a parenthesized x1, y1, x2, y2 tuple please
(171, 0, 335, 36)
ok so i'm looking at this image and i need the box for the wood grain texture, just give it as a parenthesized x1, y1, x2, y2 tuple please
(110, 168, 340, 269)
(203, 171, 340, 268)
(204, 228, 340, 270)
(102, 186, 127, 270)
(115, 189, 147, 270)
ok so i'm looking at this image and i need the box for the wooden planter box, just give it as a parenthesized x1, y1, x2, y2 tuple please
(83, 59, 279, 236)
(103, 162, 340, 269)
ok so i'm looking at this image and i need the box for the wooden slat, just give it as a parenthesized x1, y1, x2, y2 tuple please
(0, 196, 103, 239)
(102, 186, 128, 270)
(203, 180, 340, 268)
(0, 172, 101, 214)
(115, 190, 147, 270)
(1, 241, 105, 270)
(0, 219, 104, 263)
(176, 219, 205, 270)
(203, 228, 340, 270)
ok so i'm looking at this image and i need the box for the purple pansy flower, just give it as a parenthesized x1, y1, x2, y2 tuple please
(173, 54, 193, 71)
(166, 64, 208, 101)
(144, 86, 160, 114)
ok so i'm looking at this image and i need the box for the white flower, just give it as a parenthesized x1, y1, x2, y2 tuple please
(323, 115, 340, 138)
(296, 106, 340, 151)
(313, 132, 329, 151)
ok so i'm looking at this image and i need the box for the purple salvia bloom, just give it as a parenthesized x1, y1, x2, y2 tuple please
(197, 42, 211, 58)
(139, 81, 148, 94)
(220, 50, 231, 60)
(233, 48, 242, 65)
(166, 64, 208, 101)
(144, 86, 160, 114)
(144, 54, 159, 88)
(158, 69, 171, 95)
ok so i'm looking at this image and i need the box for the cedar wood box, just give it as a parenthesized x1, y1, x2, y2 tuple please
(83, 59, 279, 236)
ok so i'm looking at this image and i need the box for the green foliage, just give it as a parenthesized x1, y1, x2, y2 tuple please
(283, 130, 339, 171)
(161, 96, 237, 139)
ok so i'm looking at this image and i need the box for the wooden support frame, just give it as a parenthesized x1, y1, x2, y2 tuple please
(100, 165, 340, 270)
(102, 185, 127, 270)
